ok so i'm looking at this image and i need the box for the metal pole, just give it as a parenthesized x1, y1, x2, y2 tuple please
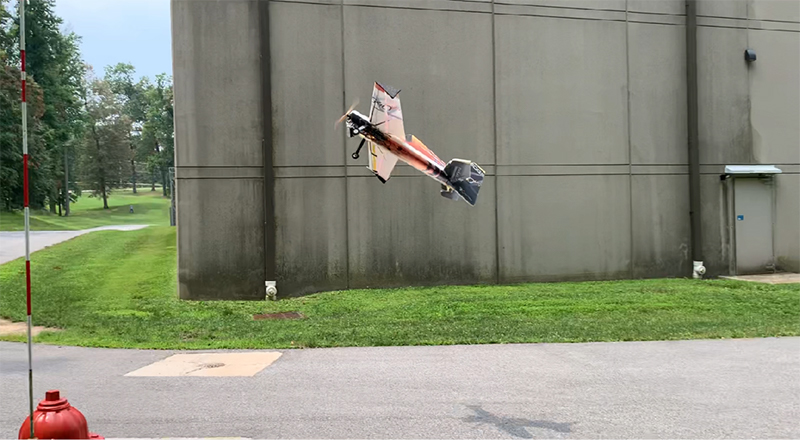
(20, 0, 35, 436)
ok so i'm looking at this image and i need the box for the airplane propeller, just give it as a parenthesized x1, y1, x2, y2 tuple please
(334, 98, 359, 130)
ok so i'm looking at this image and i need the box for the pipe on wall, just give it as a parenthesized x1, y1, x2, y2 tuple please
(686, 0, 705, 278)
(259, 0, 278, 299)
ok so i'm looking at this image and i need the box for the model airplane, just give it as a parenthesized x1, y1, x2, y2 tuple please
(336, 82, 485, 206)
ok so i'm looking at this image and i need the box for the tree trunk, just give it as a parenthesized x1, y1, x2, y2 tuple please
(151, 175, 156, 192)
(49, 187, 57, 213)
(131, 158, 137, 194)
(64, 148, 70, 216)
(161, 168, 168, 197)
(101, 176, 108, 209)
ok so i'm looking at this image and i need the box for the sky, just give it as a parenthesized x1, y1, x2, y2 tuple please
(53, 0, 172, 81)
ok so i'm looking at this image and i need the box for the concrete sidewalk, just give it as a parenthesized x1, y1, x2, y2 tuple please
(0, 225, 149, 265)
(1, 337, 798, 438)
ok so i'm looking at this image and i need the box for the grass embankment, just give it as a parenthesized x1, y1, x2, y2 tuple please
(0, 227, 798, 349)
(0, 190, 170, 231)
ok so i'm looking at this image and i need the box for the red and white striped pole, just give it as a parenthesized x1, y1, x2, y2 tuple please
(20, 0, 35, 438)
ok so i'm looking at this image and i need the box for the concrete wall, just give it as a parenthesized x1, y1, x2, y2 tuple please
(172, 0, 800, 300)
(172, 0, 267, 300)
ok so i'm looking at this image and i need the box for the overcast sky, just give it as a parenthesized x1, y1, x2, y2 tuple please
(53, 0, 172, 81)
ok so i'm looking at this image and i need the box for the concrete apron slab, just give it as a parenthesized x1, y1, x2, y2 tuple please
(124, 352, 282, 377)
(721, 272, 800, 284)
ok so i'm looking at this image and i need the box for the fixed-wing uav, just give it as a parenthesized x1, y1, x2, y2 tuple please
(336, 82, 485, 206)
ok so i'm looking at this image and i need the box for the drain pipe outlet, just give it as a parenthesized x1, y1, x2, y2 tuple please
(693, 261, 706, 279)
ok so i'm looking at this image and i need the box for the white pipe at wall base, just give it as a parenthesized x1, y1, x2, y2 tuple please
(693, 261, 706, 279)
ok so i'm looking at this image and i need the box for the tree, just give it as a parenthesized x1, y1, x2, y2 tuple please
(0, 0, 50, 211)
(141, 73, 174, 197)
(105, 62, 150, 194)
(7, 0, 86, 214)
(79, 71, 130, 209)
(0, 59, 48, 211)
(0, 1, 12, 59)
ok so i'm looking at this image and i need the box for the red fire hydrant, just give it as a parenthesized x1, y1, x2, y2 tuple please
(18, 390, 103, 439)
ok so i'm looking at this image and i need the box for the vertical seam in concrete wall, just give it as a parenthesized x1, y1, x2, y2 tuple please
(492, 0, 500, 285)
(259, 0, 277, 287)
(341, 0, 350, 289)
(625, 0, 634, 279)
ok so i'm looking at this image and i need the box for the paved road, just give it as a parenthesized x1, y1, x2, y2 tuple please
(1, 338, 798, 439)
(0, 225, 149, 265)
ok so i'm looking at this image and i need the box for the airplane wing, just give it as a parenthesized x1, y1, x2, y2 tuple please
(365, 82, 403, 182)
(367, 141, 398, 183)
(369, 82, 405, 140)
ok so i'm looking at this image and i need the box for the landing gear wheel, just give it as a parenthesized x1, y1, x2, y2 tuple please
(351, 138, 366, 161)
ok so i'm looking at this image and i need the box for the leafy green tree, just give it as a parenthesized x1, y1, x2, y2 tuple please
(0, 0, 51, 211)
(7, 0, 86, 214)
(105, 62, 151, 194)
(0, 58, 49, 211)
(79, 71, 130, 209)
(0, 1, 12, 59)
(140, 73, 174, 197)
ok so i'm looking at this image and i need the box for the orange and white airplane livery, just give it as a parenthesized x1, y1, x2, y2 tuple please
(336, 82, 485, 206)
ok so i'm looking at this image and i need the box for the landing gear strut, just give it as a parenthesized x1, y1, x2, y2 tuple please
(352, 138, 366, 160)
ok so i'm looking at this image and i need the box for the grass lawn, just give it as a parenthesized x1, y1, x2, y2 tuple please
(0, 226, 798, 349)
(0, 189, 170, 231)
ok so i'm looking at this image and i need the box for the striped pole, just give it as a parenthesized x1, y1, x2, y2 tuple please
(20, 0, 35, 437)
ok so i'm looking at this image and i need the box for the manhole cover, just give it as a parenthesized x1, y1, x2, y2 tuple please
(253, 311, 305, 320)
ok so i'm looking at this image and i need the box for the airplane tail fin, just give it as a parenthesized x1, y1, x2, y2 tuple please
(443, 159, 485, 206)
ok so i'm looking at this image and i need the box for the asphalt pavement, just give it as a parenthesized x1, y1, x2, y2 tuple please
(1, 337, 798, 438)
(0, 225, 149, 264)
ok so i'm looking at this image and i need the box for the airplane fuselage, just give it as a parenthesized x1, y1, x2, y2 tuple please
(348, 112, 452, 188)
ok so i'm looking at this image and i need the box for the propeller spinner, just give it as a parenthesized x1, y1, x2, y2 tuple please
(334, 98, 360, 130)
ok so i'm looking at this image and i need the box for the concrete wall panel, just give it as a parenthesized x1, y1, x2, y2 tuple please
(631, 175, 692, 278)
(628, 0, 684, 15)
(749, 0, 800, 22)
(342, 6, 494, 166)
(499, 0, 625, 11)
(176, 178, 265, 300)
(697, 26, 752, 165)
(270, 2, 345, 167)
(748, 29, 800, 165)
(498, 175, 631, 282)
(347, 176, 497, 288)
(697, 0, 748, 19)
(172, 0, 263, 167)
(275, 177, 348, 296)
(495, 15, 628, 165)
(775, 174, 800, 273)
(629, 23, 688, 165)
